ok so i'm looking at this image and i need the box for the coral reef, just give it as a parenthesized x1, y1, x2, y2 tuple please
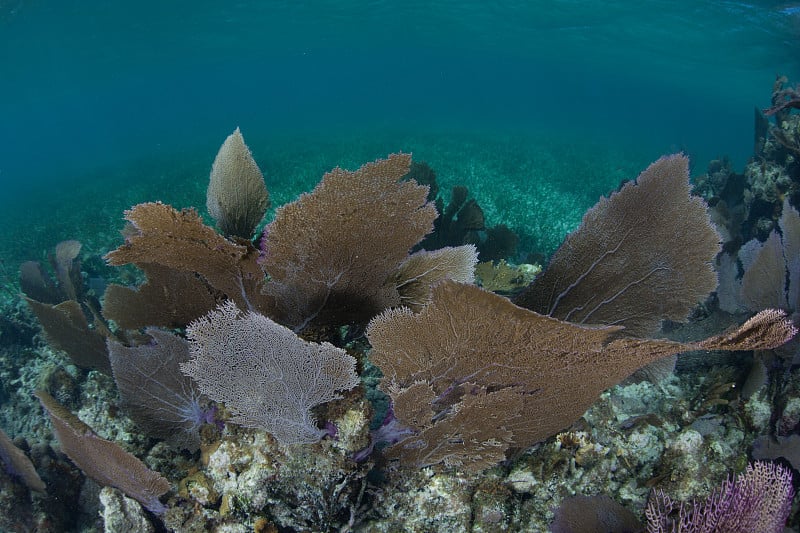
(258, 153, 439, 330)
(4, 111, 800, 531)
(35, 390, 170, 515)
(700, 76, 800, 247)
(367, 281, 791, 471)
(108, 329, 209, 452)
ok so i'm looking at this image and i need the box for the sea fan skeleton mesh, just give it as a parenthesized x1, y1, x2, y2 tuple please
(181, 301, 360, 445)
(367, 281, 796, 471)
(259, 153, 437, 330)
(645, 461, 794, 533)
(514, 154, 720, 336)
(0, 427, 45, 492)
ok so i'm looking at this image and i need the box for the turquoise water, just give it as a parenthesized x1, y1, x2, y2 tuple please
(2, 1, 798, 194)
(2, 1, 798, 263)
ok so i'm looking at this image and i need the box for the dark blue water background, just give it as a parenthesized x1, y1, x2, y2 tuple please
(1, 1, 799, 254)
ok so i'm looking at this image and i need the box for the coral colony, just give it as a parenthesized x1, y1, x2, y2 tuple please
(3, 78, 800, 531)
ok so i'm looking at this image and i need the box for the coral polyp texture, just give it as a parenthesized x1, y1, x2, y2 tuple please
(646, 461, 794, 533)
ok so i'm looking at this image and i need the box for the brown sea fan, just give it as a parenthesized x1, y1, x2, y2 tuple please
(206, 127, 270, 239)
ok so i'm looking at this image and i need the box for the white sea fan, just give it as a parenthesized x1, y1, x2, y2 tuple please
(181, 301, 360, 445)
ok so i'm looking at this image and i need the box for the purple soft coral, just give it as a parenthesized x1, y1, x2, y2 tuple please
(646, 461, 794, 533)
(352, 406, 414, 463)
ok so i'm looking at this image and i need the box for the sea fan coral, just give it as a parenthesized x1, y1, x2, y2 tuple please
(181, 301, 360, 445)
(206, 127, 270, 239)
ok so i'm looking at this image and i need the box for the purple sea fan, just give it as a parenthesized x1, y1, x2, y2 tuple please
(645, 461, 794, 533)
(108, 329, 214, 452)
(257, 221, 272, 262)
(0, 427, 45, 492)
(36, 391, 170, 515)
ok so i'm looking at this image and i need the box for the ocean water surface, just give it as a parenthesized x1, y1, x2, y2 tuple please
(1, 1, 800, 531)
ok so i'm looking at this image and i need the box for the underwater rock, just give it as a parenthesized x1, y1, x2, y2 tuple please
(202, 425, 372, 531)
(99, 486, 155, 533)
(744, 388, 773, 432)
(752, 434, 800, 471)
(367, 469, 474, 531)
(178, 470, 218, 508)
(550, 494, 642, 533)
(470, 473, 515, 531)
(744, 160, 791, 207)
